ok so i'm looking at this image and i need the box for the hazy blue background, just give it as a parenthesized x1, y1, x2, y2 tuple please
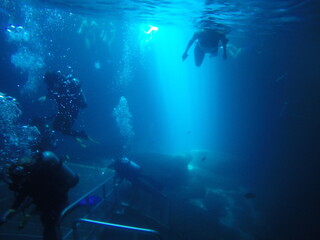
(0, 1, 319, 239)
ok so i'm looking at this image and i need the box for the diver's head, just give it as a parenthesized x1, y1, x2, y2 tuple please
(17, 155, 36, 167)
(44, 71, 63, 88)
(197, 19, 213, 30)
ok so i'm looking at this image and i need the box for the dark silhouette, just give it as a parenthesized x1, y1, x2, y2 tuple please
(182, 28, 228, 67)
(111, 157, 141, 185)
(109, 157, 163, 191)
(42, 72, 88, 139)
(0, 151, 79, 240)
(108, 156, 163, 214)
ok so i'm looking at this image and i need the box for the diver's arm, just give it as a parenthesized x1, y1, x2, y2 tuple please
(74, 90, 87, 109)
(71, 78, 87, 108)
(182, 33, 198, 61)
(11, 191, 28, 211)
(1, 191, 28, 224)
(78, 91, 88, 109)
(48, 88, 56, 99)
(38, 96, 46, 102)
(77, 19, 87, 34)
(38, 89, 55, 102)
(0, 209, 16, 224)
(41, 88, 55, 102)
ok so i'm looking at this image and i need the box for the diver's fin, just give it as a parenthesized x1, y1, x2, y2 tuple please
(76, 138, 87, 148)
(88, 136, 100, 144)
(76, 137, 84, 143)
(79, 142, 87, 148)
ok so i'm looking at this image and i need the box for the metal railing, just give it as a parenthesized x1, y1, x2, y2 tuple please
(0, 233, 42, 239)
(60, 175, 113, 222)
(73, 218, 162, 240)
(60, 175, 114, 240)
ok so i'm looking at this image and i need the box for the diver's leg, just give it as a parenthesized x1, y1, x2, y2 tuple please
(40, 199, 66, 240)
(52, 114, 68, 133)
(194, 45, 205, 67)
(53, 113, 81, 138)
(71, 129, 88, 139)
(41, 210, 62, 240)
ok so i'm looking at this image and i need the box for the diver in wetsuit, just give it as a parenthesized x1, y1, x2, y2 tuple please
(108, 156, 163, 214)
(110, 157, 163, 191)
(0, 151, 79, 240)
(42, 71, 88, 139)
(111, 157, 141, 185)
(182, 28, 228, 67)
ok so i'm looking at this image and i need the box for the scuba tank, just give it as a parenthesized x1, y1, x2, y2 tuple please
(115, 157, 141, 178)
(41, 151, 79, 189)
(124, 157, 141, 174)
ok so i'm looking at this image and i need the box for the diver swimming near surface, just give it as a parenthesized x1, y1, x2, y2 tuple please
(182, 28, 228, 67)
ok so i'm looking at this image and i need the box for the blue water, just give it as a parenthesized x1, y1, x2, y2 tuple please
(0, 0, 319, 240)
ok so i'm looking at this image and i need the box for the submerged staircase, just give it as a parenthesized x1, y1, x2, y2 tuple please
(123, 183, 172, 228)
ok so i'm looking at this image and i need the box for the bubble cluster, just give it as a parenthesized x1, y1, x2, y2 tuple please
(0, 92, 40, 178)
(6, 24, 30, 42)
(0, 93, 21, 127)
(116, 40, 134, 87)
(112, 96, 135, 143)
(5, 4, 78, 96)
(11, 47, 44, 72)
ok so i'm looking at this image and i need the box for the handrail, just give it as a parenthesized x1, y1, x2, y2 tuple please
(0, 233, 42, 239)
(73, 218, 162, 240)
(59, 175, 113, 223)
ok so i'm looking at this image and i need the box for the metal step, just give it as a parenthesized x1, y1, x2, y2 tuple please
(116, 181, 172, 228)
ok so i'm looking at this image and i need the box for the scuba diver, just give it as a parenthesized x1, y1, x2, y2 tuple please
(111, 156, 141, 185)
(182, 28, 229, 67)
(40, 71, 88, 140)
(109, 156, 163, 192)
(108, 156, 163, 214)
(0, 151, 79, 240)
